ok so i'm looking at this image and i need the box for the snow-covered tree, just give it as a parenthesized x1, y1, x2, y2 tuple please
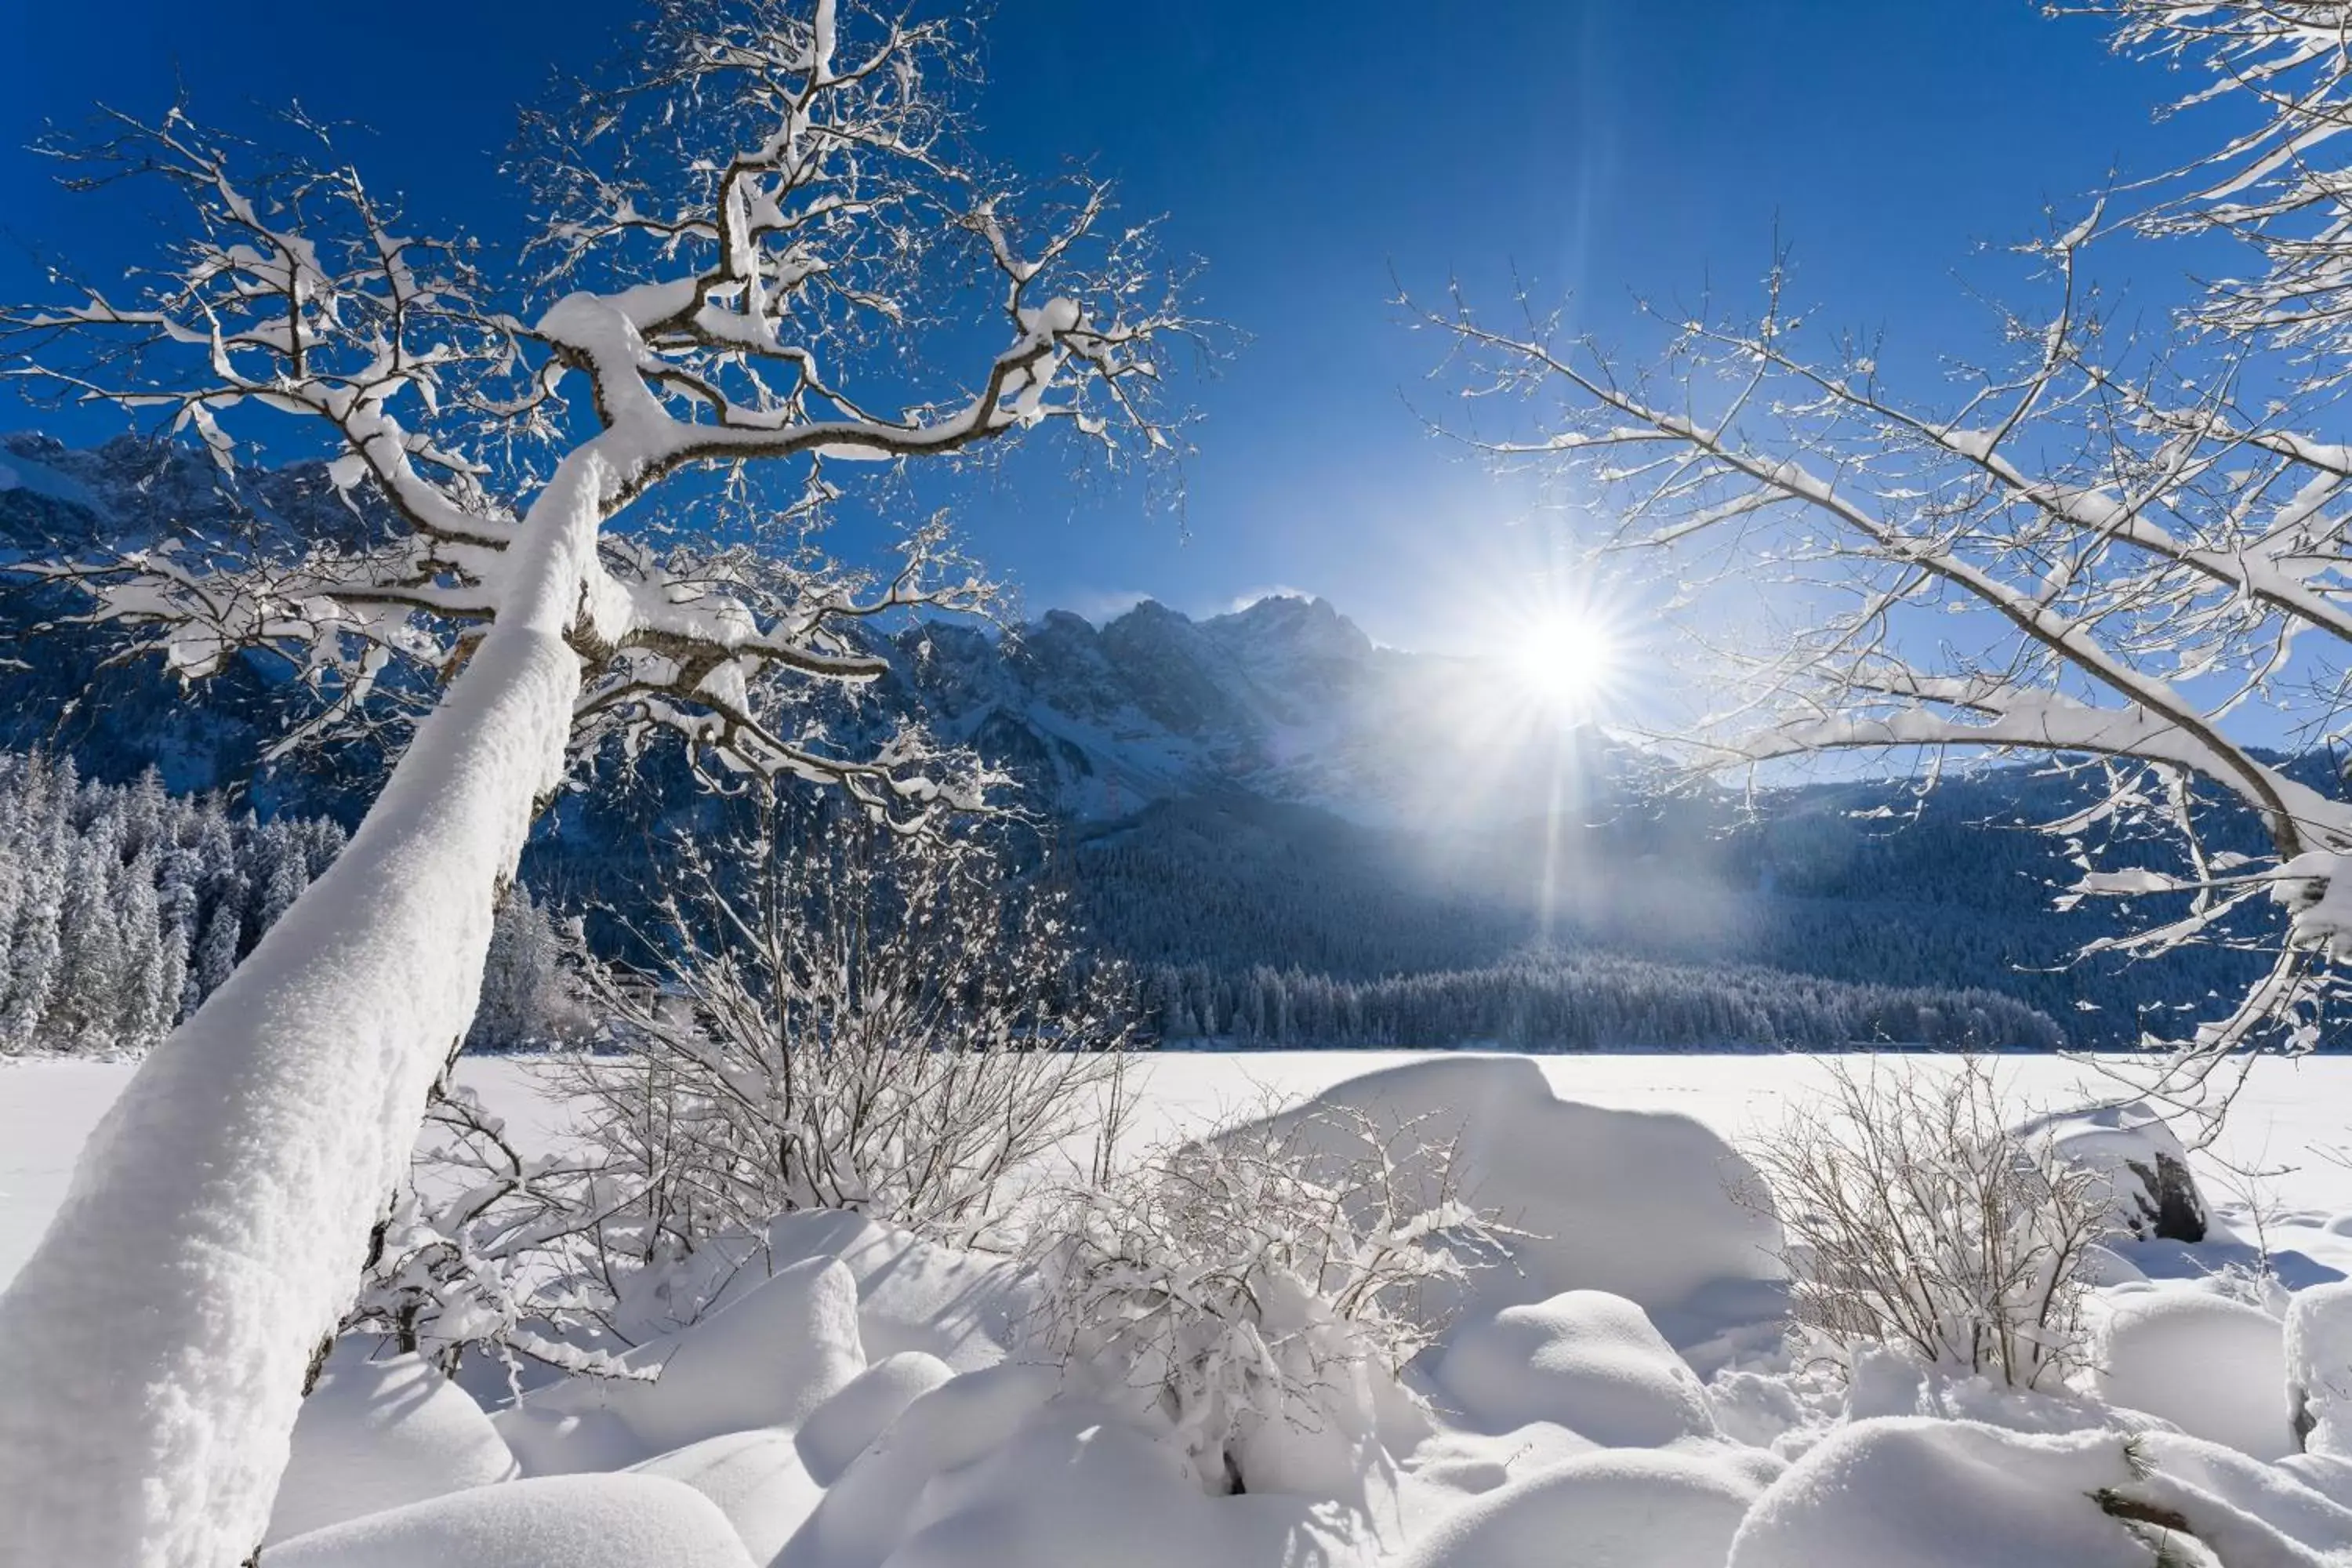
(47, 833, 125, 1052)
(0, 760, 70, 1047)
(1424, 2, 2352, 1105)
(0, 752, 365, 1054)
(0, 1, 1190, 1557)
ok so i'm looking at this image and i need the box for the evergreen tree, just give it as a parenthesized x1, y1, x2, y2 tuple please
(466, 887, 572, 1051)
(48, 834, 123, 1051)
(191, 898, 244, 1011)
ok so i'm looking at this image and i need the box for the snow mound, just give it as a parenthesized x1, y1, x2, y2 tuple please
(1726, 1418, 2148, 1568)
(787, 1362, 1063, 1568)
(533, 1255, 866, 1454)
(263, 1348, 518, 1545)
(2096, 1287, 2290, 1460)
(1394, 1447, 1763, 1568)
(797, 1351, 957, 1484)
(1237, 1055, 1778, 1315)
(492, 1403, 648, 1477)
(2024, 1101, 2210, 1242)
(262, 1472, 753, 1568)
(2136, 1429, 2352, 1555)
(766, 1210, 1029, 1372)
(630, 1428, 822, 1564)
(870, 1411, 1332, 1568)
(2288, 1282, 2352, 1456)
(1437, 1291, 1719, 1446)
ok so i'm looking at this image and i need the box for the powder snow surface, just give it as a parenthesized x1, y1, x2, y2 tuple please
(264, 1345, 518, 1544)
(13, 1050, 2352, 1568)
(263, 1472, 753, 1567)
(1439, 1290, 1722, 1443)
(14, 1051, 2352, 1294)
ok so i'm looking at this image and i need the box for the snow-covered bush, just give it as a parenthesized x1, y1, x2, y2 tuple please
(354, 797, 1136, 1370)
(561, 793, 1135, 1279)
(341, 1083, 640, 1388)
(1738, 1058, 2111, 1389)
(1022, 1105, 1508, 1494)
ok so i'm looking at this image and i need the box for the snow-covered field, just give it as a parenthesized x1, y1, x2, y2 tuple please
(16, 1050, 2352, 1290)
(12, 1047, 2352, 1566)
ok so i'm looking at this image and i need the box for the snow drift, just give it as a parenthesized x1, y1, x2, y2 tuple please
(263, 1348, 518, 1545)
(1225, 1055, 1781, 1314)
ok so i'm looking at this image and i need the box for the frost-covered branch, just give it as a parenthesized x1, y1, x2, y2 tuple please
(6, 0, 1196, 802)
(0, 5, 1196, 1562)
(1419, 6, 2352, 1059)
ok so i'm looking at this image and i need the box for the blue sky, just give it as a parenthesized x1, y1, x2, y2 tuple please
(0, 2, 2202, 656)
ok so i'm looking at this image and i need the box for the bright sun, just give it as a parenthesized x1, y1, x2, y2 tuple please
(1512, 615, 1619, 708)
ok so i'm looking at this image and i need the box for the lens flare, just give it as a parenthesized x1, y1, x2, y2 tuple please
(1511, 614, 1620, 710)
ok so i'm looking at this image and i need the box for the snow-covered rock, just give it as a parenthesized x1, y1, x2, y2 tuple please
(2024, 1101, 2210, 1242)
(797, 1352, 957, 1484)
(1232, 1055, 1779, 1317)
(2288, 1283, 2352, 1456)
(263, 1348, 518, 1546)
(262, 1472, 754, 1568)
(1393, 1448, 1764, 1568)
(630, 1428, 823, 1564)
(1437, 1290, 1719, 1445)
(532, 1255, 867, 1455)
(1726, 1418, 2150, 1568)
(2096, 1287, 2291, 1460)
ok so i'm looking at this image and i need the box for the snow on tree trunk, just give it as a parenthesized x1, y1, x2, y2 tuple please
(0, 5, 1186, 1556)
(0, 470, 596, 1566)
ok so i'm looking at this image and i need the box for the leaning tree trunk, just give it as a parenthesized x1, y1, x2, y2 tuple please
(0, 452, 614, 1568)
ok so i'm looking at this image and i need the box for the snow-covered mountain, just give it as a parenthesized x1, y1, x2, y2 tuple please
(0, 430, 376, 558)
(890, 596, 1616, 824)
(0, 434, 2268, 1046)
(0, 429, 1615, 826)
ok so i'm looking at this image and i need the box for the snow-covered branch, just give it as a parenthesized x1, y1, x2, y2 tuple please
(0, 5, 1196, 1563)
(1418, 6, 2352, 1058)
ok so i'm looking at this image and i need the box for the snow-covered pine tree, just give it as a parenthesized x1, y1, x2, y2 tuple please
(465, 887, 573, 1052)
(47, 833, 123, 1053)
(114, 850, 170, 1051)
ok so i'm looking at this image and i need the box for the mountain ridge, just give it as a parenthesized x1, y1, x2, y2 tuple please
(0, 433, 2281, 1047)
(2, 428, 1607, 826)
